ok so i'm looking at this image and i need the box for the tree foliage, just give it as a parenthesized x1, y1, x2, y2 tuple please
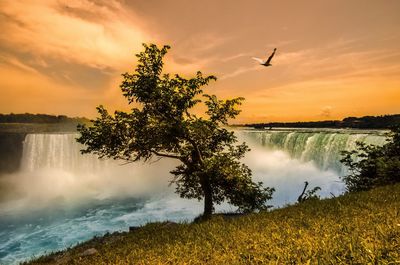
(77, 44, 274, 218)
(340, 126, 400, 192)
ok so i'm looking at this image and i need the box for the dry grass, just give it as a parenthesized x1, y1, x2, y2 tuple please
(25, 184, 400, 265)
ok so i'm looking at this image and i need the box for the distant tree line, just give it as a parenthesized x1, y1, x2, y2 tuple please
(244, 114, 400, 129)
(0, 113, 90, 124)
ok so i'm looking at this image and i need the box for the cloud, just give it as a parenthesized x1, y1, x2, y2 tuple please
(56, 0, 124, 23)
(220, 65, 262, 80)
(219, 49, 310, 81)
(0, 54, 40, 75)
(220, 53, 251, 63)
(0, 0, 148, 88)
(1, 1, 399, 121)
(320, 106, 333, 118)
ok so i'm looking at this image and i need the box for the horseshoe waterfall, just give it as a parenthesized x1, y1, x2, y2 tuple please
(0, 128, 387, 264)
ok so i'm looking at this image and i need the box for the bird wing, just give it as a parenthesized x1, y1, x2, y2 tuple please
(265, 48, 277, 64)
(252, 57, 265, 64)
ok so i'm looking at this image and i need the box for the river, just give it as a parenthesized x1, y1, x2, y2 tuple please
(0, 128, 387, 264)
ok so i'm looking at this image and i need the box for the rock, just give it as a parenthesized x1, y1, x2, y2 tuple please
(129, 226, 139, 232)
(80, 248, 98, 257)
(163, 221, 177, 227)
(54, 252, 71, 265)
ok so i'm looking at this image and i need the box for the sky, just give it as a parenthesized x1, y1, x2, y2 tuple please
(0, 0, 399, 123)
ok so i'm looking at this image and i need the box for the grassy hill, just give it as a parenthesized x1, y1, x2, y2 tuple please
(25, 184, 400, 264)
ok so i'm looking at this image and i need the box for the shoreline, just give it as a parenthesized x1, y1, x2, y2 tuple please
(23, 184, 400, 265)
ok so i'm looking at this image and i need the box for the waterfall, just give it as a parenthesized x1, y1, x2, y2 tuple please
(17, 133, 174, 202)
(240, 129, 387, 174)
(21, 133, 109, 173)
(3, 129, 387, 264)
(20, 130, 388, 177)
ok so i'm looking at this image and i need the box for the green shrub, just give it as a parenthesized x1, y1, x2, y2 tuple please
(341, 126, 400, 192)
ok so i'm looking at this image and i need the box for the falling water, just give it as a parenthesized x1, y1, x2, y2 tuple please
(21, 133, 109, 173)
(240, 128, 387, 174)
(0, 129, 388, 264)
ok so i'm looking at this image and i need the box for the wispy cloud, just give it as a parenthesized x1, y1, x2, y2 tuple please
(0, 0, 148, 85)
(1, 1, 399, 121)
(320, 106, 333, 118)
(0, 54, 40, 75)
(219, 49, 310, 80)
(220, 53, 251, 63)
(220, 65, 261, 80)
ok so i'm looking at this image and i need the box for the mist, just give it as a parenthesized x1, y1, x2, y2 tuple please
(0, 131, 345, 215)
(0, 131, 350, 264)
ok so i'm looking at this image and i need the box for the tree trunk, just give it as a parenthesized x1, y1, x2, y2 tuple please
(201, 176, 213, 219)
(297, 181, 309, 203)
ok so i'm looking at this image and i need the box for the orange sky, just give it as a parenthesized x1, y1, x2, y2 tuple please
(0, 0, 399, 123)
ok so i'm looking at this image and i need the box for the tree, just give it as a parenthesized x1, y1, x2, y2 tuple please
(340, 126, 400, 192)
(77, 44, 274, 219)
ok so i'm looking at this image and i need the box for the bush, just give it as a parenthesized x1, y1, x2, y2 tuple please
(340, 126, 400, 192)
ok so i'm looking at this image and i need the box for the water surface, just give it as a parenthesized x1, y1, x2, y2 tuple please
(0, 128, 387, 264)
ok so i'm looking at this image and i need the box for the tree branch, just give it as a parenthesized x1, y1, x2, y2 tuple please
(186, 138, 203, 164)
(151, 150, 183, 160)
(297, 181, 309, 203)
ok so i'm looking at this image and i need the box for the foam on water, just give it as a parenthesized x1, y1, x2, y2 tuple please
(240, 128, 387, 174)
(0, 129, 387, 264)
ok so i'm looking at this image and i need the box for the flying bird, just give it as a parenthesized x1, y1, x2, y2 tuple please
(253, 48, 277, 67)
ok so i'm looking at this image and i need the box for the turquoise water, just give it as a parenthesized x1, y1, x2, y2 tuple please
(0, 195, 202, 264)
(0, 129, 387, 264)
